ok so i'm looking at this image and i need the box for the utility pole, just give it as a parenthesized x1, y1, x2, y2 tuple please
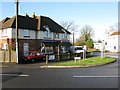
(73, 32, 74, 46)
(101, 40, 105, 59)
(15, 0, 19, 63)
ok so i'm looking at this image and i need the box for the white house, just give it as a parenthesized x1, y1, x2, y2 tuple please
(93, 43, 102, 50)
(105, 31, 120, 52)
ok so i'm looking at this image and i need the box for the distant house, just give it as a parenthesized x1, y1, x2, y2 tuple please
(0, 13, 72, 61)
(105, 31, 120, 52)
(93, 43, 102, 50)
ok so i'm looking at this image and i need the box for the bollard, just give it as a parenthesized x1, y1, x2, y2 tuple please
(57, 55, 60, 61)
(46, 55, 48, 64)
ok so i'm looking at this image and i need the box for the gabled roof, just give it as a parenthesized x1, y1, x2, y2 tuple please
(110, 31, 120, 36)
(0, 17, 10, 29)
(1, 15, 38, 30)
(1, 17, 10, 23)
(40, 16, 64, 33)
(0, 15, 71, 34)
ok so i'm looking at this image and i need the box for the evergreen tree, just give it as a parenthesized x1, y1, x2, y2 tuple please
(86, 38, 94, 49)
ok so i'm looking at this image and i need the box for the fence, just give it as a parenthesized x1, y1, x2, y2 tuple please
(0, 50, 16, 63)
(45, 52, 92, 64)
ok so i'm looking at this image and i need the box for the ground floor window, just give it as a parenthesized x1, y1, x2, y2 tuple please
(1, 43, 8, 50)
(114, 46, 116, 49)
(23, 43, 29, 56)
(43, 46, 53, 54)
(61, 46, 66, 53)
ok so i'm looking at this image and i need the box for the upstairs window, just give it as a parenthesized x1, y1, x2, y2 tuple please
(2, 29, 7, 36)
(61, 29, 67, 38)
(54, 33, 59, 39)
(44, 26, 50, 37)
(24, 30, 30, 37)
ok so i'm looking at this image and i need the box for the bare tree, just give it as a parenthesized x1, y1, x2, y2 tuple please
(79, 25, 94, 42)
(60, 21, 78, 32)
(75, 25, 94, 46)
(109, 23, 118, 31)
(59, 21, 79, 45)
(105, 23, 119, 36)
(75, 35, 86, 46)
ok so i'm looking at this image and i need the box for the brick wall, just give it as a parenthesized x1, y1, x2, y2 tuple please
(0, 38, 42, 62)
(18, 39, 42, 61)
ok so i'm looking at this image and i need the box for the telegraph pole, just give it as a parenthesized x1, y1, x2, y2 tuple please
(15, 0, 19, 63)
(73, 32, 74, 45)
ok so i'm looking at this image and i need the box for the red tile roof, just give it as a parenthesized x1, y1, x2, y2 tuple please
(110, 31, 120, 36)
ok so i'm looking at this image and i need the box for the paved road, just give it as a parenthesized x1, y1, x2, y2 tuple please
(1, 52, 119, 88)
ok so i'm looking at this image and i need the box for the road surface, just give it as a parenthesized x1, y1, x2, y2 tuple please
(1, 52, 119, 88)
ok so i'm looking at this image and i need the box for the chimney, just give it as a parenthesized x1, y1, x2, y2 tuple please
(25, 13, 29, 17)
(32, 12, 35, 18)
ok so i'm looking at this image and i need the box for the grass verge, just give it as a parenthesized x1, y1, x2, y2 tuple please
(52, 56, 116, 66)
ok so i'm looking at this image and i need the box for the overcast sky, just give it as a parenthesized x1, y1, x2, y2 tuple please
(0, 1, 118, 41)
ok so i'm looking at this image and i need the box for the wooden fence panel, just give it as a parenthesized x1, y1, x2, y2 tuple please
(0, 51, 16, 63)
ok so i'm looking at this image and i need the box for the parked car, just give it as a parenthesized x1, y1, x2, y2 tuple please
(69, 46, 84, 53)
(22, 51, 46, 63)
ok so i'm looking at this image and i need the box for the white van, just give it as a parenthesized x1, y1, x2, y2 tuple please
(69, 46, 84, 53)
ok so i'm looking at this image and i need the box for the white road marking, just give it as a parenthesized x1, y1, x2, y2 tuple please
(0, 74, 29, 77)
(73, 76, 119, 78)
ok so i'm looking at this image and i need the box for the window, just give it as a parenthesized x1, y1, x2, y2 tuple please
(61, 29, 67, 38)
(65, 32, 67, 38)
(114, 46, 116, 49)
(24, 30, 30, 37)
(61, 46, 66, 53)
(23, 43, 29, 56)
(2, 29, 7, 35)
(44, 46, 53, 54)
(62, 33, 65, 38)
(54, 33, 59, 38)
(44, 26, 50, 37)
(1, 43, 8, 50)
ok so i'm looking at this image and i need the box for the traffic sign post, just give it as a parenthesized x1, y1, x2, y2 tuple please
(101, 40, 105, 59)
(74, 57, 81, 63)
(83, 45, 86, 60)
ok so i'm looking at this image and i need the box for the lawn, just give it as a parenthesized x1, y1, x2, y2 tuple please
(53, 56, 116, 66)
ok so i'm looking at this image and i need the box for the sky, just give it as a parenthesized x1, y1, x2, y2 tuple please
(0, 1, 118, 42)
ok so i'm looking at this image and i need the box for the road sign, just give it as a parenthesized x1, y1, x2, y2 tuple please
(49, 55, 55, 60)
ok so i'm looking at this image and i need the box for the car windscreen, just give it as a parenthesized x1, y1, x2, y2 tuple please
(75, 47, 83, 50)
(30, 53, 44, 55)
(37, 53, 44, 55)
